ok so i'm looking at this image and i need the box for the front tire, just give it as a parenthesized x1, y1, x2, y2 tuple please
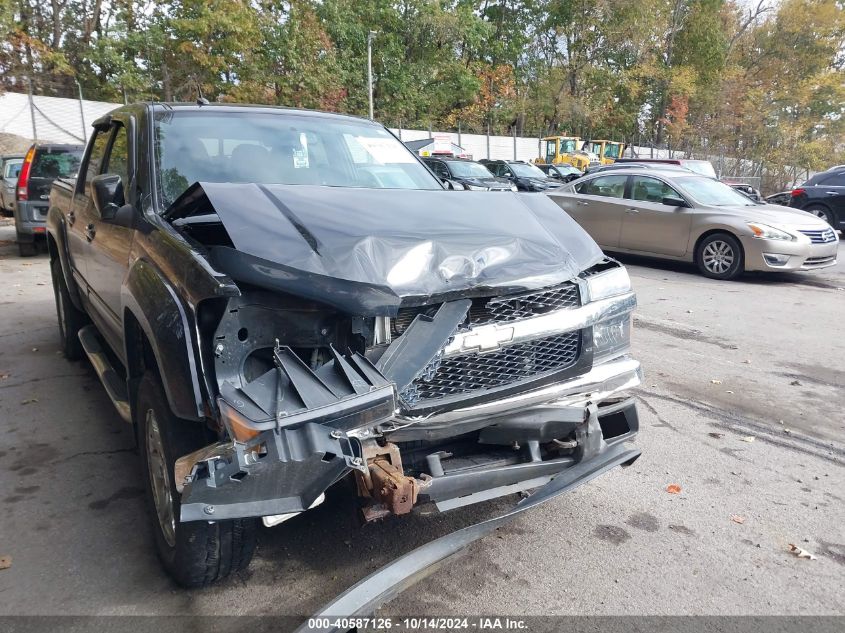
(137, 371, 257, 587)
(803, 204, 834, 227)
(50, 257, 87, 360)
(696, 232, 744, 280)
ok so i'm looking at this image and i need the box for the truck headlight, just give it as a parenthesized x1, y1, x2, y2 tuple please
(747, 222, 795, 241)
(585, 266, 631, 302)
(593, 314, 632, 362)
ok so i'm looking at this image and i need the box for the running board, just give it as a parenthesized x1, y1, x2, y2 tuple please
(78, 325, 132, 423)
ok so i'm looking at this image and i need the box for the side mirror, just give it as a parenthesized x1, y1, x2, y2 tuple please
(91, 173, 122, 219)
(662, 196, 688, 208)
(443, 179, 465, 191)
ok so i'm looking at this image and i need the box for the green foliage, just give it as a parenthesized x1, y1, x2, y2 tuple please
(2, 0, 844, 182)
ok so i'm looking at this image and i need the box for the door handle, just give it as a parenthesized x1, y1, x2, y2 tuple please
(825, 191, 839, 195)
(66, 210, 75, 225)
(85, 223, 96, 241)
(577, 200, 590, 205)
(625, 208, 640, 214)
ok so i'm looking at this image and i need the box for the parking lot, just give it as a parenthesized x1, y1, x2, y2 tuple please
(0, 215, 843, 620)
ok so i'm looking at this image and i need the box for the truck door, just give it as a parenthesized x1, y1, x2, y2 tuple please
(84, 117, 136, 356)
(66, 128, 113, 298)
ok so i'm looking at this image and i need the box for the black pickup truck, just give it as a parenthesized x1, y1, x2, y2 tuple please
(47, 103, 641, 600)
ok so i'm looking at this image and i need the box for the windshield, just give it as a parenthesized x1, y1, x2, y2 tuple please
(3, 159, 22, 179)
(677, 176, 758, 206)
(510, 162, 547, 178)
(560, 139, 578, 153)
(154, 111, 441, 207)
(31, 149, 82, 179)
(446, 160, 494, 178)
(604, 143, 621, 159)
(682, 161, 717, 178)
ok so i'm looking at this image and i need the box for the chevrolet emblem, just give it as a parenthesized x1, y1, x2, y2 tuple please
(461, 324, 515, 353)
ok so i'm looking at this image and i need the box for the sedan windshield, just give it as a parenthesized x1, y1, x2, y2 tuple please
(154, 111, 442, 208)
(447, 160, 495, 178)
(510, 162, 547, 178)
(681, 161, 717, 178)
(677, 176, 758, 207)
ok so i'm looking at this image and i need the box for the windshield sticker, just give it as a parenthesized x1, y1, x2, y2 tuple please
(293, 149, 309, 169)
(355, 136, 415, 164)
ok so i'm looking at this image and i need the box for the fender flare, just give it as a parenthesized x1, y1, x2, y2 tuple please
(122, 258, 206, 421)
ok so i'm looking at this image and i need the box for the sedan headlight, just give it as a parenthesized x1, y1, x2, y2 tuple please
(747, 222, 796, 241)
(594, 314, 632, 362)
(466, 184, 488, 191)
(585, 266, 631, 302)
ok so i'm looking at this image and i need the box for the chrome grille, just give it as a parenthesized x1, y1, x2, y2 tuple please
(392, 281, 580, 335)
(400, 331, 581, 405)
(799, 228, 837, 244)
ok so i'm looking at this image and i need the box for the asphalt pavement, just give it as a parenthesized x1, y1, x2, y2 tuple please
(0, 216, 843, 622)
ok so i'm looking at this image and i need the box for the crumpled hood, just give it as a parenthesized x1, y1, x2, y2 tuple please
(169, 182, 604, 314)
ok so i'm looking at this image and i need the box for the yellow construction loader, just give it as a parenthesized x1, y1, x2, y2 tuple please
(582, 139, 627, 165)
(536, 136, 601, 171)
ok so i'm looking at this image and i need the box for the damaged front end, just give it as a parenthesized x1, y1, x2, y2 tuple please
(172, 182, 642, 528)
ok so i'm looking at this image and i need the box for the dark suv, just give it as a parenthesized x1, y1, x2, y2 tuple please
(480, 159, 562, 192)
(790, 167, 845, 231)
(422, 157, 515, 191)
(15, 143, 84, 255)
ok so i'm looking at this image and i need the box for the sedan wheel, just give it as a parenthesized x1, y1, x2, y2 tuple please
(702, 240, 734, 274)
(695, 233, 744, 280)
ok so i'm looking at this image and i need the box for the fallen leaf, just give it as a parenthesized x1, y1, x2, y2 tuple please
(743, 359, 752, 364)
(725, 390, 734, 394)
(708, 432, 725, 439)
(784, 428, 791, 434)
(20, 398, 38, 405)
(31, 348, 38, 352)
(790, 380, 801, 386)
(740, 436, 755, 443)
(731, 515, 746, 524)
(710, 379, 723, 385)
(788, 544, 817, 560)
(666, 484, 682, 494)
(0, 556, 10, 570)
(0, 373, 9, 380)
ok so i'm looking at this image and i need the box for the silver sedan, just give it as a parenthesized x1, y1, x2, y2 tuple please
(547, 169, 839, 280)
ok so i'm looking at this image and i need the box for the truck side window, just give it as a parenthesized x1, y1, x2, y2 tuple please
(84, 131, 111, 196)
(106, 125, 130, 204)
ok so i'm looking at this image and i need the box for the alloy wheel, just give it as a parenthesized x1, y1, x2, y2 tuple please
(146, 409, 176, 547)
(702, 240, 735, 275)
(807, 208, 832, 224)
